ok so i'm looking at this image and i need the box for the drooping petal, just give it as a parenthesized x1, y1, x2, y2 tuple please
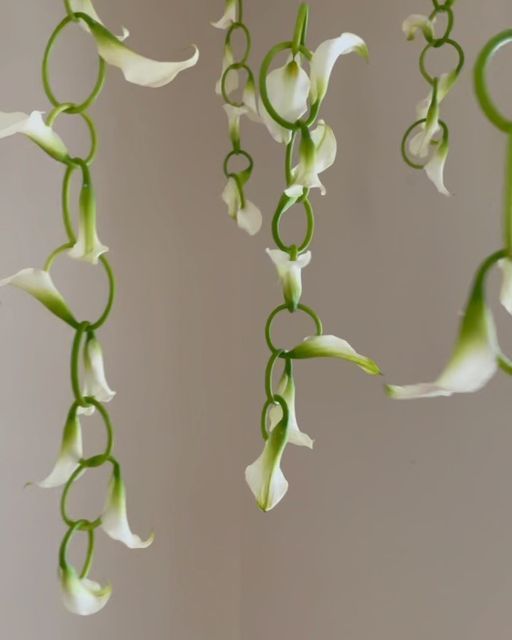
(242, 77, 260, 122)
(260, 59, 310, 144)
(268, 364, 313, 449)
(215, 43, 239, 96)
(79, 335, 116, 415)
(223, 104, 246, 149)
(60, 565, 112, 616)
(424, 138, 450, 196)
(499, 258, 512, 315)
(287, 334, 382, 376)
(309, 33, 368, 104)
(402, 14, 434, 41)
(37, 409, 83, 489)
(101, 467, 154, 549)
(266, 248, 311, 309)
(86, 20, 198, 88)
(387, 287, 498, 399)
(68, 174, 108, 264)
(237, 200, 262, 236)
(222, 177, 241, 219)
(211, 0, 237, 29)
(70, 0, 129, 41)
(245, 418, 289, 511)
(0, 111, 68, 161)
(0, 268, 76, 325)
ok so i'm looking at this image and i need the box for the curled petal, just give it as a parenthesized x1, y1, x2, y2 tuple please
(68, 174, 108, 264)
(499, 258, 512, 315)
(221, 178, 262, 235)
(211, 0, 237, 29)
(223, 104, 246, 148)
(101, 468, 154, 549)
(310, 33, 368, 104)
(266, 248, 311, 309)
(37, 410, 83, 489)
(78, 336, 116, 415)
(0, 268, 76, 325)
(287, 335, 382, 376)
(402, 14, 434, 41)
(0, 110, 68, 160)
(70, 0, 129, 40)
(61, 566, 112, 616)
(87, 20, 198, 88)
(425, 139, 450, 196)
(387, 288, 498, 399)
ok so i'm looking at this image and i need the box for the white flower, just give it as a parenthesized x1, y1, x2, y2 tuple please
(211, 0, 237, 30)
(285, 120, 337, 197)
(223, 104, 246, 148)
(85, 19, 198, 88)
(0, 110, 68, 161)
(0, 268, 76, 325)
(268, 362, 313, 449)
(260, 57, 310, 144)
(402, 14, 435, 41)
(266, 248, 311, 309)
(424, 137, 450, 196)
(500, 258, 512, 315)
(68, 172, 108, 264)
(245, 416, 289, 511)
(101, 466, 154, 549)
(309, 33, 368, 104)
(79, 335, 116, 415)
(60, 565, 112, 616)
(37, 409, 83, 489)
(221, 177, 262, 235)
(287, 334, 382, 376)
(215, 43, 239, 97)
(386, 288, 498, 399)
(69, 0, 129, 40)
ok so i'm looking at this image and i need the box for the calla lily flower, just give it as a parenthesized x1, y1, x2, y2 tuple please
(0, 268, 76, 325)
(287, 334, 382, 376)
(500, 258, 512, 315)
(215, 43, 239, 97)
(86, 20, 198, 88)
(386, 286, 499, 399)
(268, 362, 313, 449)
(37, 408, 83, 489)
(68, 173, 108, 264)
(101, 466, 154, 549)
(0, 110, 68, 161)
(402, 14, 435, 41)
(222, 177, 262, 235)
(260, 57, 310, 144)
(266, 248, 311, 309)
(309, 33, 368, 105)
(211, 0, 237, 30)
(285, 120, 337, 197)
(245, 415, 289, 511)
(79, 335, 116, 415)
(60, 565, 112, 616)
(424, 137, 450, 196)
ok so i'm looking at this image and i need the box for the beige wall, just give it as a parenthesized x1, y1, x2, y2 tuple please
(1, 1, 512, 638)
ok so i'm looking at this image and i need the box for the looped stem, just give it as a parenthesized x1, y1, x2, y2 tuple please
(260, 393, 290, 440)
(292, 4, 309, 55)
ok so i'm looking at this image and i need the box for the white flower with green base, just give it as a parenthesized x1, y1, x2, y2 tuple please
(402, 14, 435, 42)
(60, 565, 112, 616)
(222, 177, 262, 235)
(37, 408, 83, 489)
(101, 466, 154, 549)
(79, 335, 116, 415)
(266, 248, 311, 310)
(211, 0, 237, 30)
(0, 110, 68, 161)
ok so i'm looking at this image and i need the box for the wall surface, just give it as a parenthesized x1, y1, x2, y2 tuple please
(1, 1, 512, 639)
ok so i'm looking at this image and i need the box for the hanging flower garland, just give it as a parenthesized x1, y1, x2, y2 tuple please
(244, 4, 382, 512)
(400, 0, 464, 195)
(0, 0, 197, 616)
(213, 0, 262, 236)
(387, 31, 512, 400)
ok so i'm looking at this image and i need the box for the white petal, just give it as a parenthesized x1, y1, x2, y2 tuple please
(387, 294, 498, 399)
(268, 368, 313, 449)
(88, 21, 198, 88)
(222, 177, 241, 219)
(287, 335, 382, 376)
(37, 411, 83, 489)
(61, 566, 112, 616)
(83, 336, 116, 405)
(310, 33, 368, 104)
(402, 14, 434, 41)
(425, 142, 450, 196)
(500, 259, 512, 315)
(242, 80, 260, 123)
(286, 122, 337, 195)
(68, 179, 108, 264)
(215, 44, 239, 96)
(266, 248, 311, 308)
(0, 268, 76, 325)
(0, 110, 68, 160)
(237, 200, 262, 236)
(101, 471, 154, 549)
(211, 0, 237, 29)
(310, 121, 337, 173)
(71, 0, 129, 41)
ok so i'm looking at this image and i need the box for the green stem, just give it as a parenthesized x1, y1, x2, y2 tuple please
(505, 134, 512, 255)
(292, 4, 309, 55)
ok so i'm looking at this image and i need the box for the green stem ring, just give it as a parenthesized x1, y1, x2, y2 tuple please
(71, 323, 90, 405)
(474, 30, 512, 133)
(89, 256, 116, 330)
(42, 15, 106, 114)
(428, 6, 454, 47)
(264, 349, 285, 400)
(62, 163, 78, 242)
(223, 148, 254, 180)
(46, 107, 98, 166)
(259, 41, 312, 131)
(419, 38, 464, 86)
(272, 193, 315, 253)
(260, 394, 289, 440)
(221, 62, 256, 107)
(226, 21, 252, 66)
(59, 520, 95, 571)
(432, 0, 455, 9)
(265, 303, 323, 354)
(44, 242, 74, 271)
(401, 118, 449, 170)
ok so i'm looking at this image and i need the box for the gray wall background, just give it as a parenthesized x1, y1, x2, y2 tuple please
(1, 1, 512, 638)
